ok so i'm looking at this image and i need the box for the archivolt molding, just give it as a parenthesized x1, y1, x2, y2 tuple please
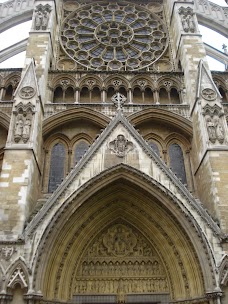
(164, 132, 191, 149)
(128, 108, 193, 136)
(43, 107, 110, 136)
(0, 112, 10, 130)
(28, 164, 218, 300)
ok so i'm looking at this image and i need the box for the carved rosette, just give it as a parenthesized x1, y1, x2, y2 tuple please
(108, 134, 134, 157)
(74, 224, 168, 295)
(201, 88, 217, 101)
(19, 86, 36, 99)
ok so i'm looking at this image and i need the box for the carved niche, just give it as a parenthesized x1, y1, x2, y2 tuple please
(13, 102, 35, 144)
(203, 104, 225, 144)
(74, 223, 168, 295)
(34, 4, 52, 31)
(178, 7, 196, 33)
(108, 134, 134, 157)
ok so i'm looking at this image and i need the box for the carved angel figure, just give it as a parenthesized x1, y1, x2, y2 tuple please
(108, 134, 134, 157)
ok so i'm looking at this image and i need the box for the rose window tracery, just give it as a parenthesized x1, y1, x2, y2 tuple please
(61, 3, 168, 71)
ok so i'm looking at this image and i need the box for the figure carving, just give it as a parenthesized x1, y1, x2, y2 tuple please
(22, 117, 32, 143)
(34, 4, 51, 30)
(0, 246, 16, 260)
(179, 7, 196, 33)
(14, 112, 33, 144)
(206, 117, 225, 144)
(108, 134, 134, 157)
(215, 119, 225, 144)
(206, 117, 216, 143)
(14, 114, 24, 143)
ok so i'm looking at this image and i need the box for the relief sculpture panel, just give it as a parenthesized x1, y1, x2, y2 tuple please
(74, 224, 168, 295)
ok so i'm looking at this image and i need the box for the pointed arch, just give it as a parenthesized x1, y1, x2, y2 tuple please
(6, 258, 29, 290)
(27, 164, 218, 302)
(43, 108, 110, 137)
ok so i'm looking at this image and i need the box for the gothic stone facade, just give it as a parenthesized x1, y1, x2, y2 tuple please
(0, 1, 228, 304)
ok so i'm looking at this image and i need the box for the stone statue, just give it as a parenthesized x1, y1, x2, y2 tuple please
(22, 117, 31, 143)
(215, 119, 225, 144)
(34, 5, 51, 30)
(35, 10, 43, 30)
(206, 117, 216, 143)
(14, 114, 24, 142)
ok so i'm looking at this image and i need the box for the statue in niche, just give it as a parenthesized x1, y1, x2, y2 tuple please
(206, 117, 225, 144)
(215, 119, 225, 144)
(22, 117, 32, 143)
(14, 113, 32, 143)
(206, 117, 217, 143)
(108, 134, 134, 157)
(35, 10, 43, 30)
(179, 7, 196, 33)
(14, 114, 24, 143)
(34, 5, 51, 30)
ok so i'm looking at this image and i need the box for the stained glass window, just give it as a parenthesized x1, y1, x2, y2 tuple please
(48, 143, 66, 192)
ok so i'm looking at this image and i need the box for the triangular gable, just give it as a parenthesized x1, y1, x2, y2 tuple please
(196, 59, 221, 100)
(25, 111, 221, 238)
(14, 59, 40, 99)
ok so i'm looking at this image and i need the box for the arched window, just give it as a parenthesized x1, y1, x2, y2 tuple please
(170, 88, 180, 104)
(74, 140, 89, 165)
(65, 86, 74, 103)
(107, 87, 115, 101)
(219, 87, 227, 103)
(48, 143, 66, 192)
(148, 141, 160, 157)
(91, 87, 101, 102)
(144, 87, 154, 103)
(4, 84, 14, 100)
(169, 143, 187, 185)
(80, 87, 90, 102)
(53, 87, 63, 103)
(159, 88, 168, 104)
(133, 87, 142, 103)
(119, 86, 127, 97)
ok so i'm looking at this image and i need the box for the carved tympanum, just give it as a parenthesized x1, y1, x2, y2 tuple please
(74, 224, 168, 295)
(108, 134, 134, 157)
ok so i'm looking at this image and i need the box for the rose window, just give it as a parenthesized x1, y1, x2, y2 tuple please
(61, 3, 167, 71)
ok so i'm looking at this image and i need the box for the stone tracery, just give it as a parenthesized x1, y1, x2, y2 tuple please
(61, 3, 168, 71)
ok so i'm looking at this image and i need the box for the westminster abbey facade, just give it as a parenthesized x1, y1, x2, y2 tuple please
(0, 0, 228, 303)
